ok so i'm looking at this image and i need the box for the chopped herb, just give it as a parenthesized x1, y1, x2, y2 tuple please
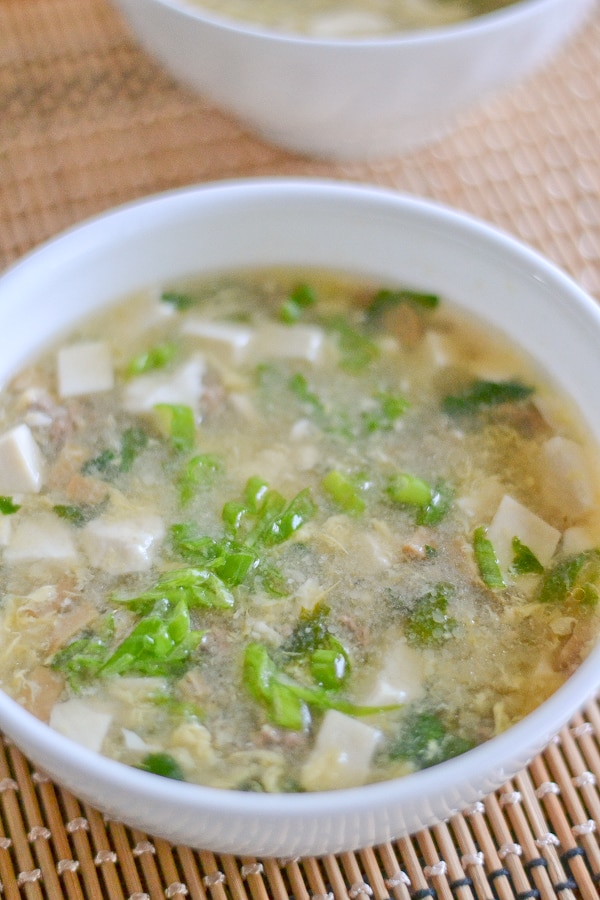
(473, 526, 505, 590)
(0, 497, 20, 515)
(389, 708, 473, 768)
(416, 480, 453, 526)
(322, 470, 366, 515)
(280, 283, 317, 324)
(510, 537, 544, 575)
(119, 427, 148, 473)
(139, 752, 185, 781)
(126, 341, 178, 377)
(161, 290, 195, 311)
(327, 316, 379, 372)
(310, 641, 348, 690)
(177, 453, 223, 506)
(81, 427, 148, 479)
(366, 288, 439, 324)
(243, 642, 396, 730)
(51, 615, 115, 690)
(279, 602, 331, 657)
(537, 549, 600, 606)
(362, 391, 410, 433)
(387, 472, 432, 508)
(223, 479, 317, 548)
(53, 502, 106, 527)
(170, 524, 258, 587)
(442, 379, 534, 416)
(153, 403, 195, 453)
(404, 583, 458, 646)
(100, 598, 204, 678)
(122, 567, 235, 615)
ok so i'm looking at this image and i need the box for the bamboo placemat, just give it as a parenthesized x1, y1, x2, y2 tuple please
(2, 1, 600, 897)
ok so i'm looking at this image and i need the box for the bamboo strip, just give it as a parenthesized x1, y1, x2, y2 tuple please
(529, 752, 598, 899)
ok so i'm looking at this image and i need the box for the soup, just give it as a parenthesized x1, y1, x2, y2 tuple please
(184, 0, 519, 37)
(0, 270, 598, 793)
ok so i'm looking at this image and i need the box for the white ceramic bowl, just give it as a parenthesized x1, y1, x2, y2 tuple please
(109, 0, 594, 160)
(1, 178, 600, 857)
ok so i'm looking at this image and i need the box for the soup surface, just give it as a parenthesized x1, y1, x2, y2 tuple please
(0, 270, 599, 793)
(184, 0, 519, 37)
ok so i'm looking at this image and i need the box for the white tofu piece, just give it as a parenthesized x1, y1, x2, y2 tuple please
(81, 513, 165, 575)
(0, 424, 44, 494)
(122, 356, 206, 414)
(362, 642, 425, 706)
(122, 728, 152, 752)
(182, 318, 254, 364)
(486, 494, 560, 579)
(49, 698, 112, 753)
(57, 341, 114, 398)
(542, 436, 596, 518)
(4, 512, 77, 566)
(300, 709, 382, 791)
(561, 525, 598, 556)
(250, 323, 325, 364)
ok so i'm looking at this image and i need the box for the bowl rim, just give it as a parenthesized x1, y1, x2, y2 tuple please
(1, 175, 600, 830)
(116, 0, 588, 46)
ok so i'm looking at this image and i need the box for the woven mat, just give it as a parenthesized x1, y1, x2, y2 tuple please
(2, 1, 600, 897)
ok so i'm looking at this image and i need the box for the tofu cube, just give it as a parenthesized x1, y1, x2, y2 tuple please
(250, 323, 325, 364)
(362, 641, 425, 706)
(4, 512, 78, 566)
(542, 436, 595, 519)
(301, 709, 382, 791)
(486, 494, 560, 579)
(122, 356, 205, 414)
(57, 341, 114, 397)
(0, 423, 44, 494)
(182, 319, 254, 364)
(81, 513, 165, 575)
(49, 698, 113, 753)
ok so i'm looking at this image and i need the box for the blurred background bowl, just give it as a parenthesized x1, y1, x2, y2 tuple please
(109, 0, 595, 160)
(1, 178, 600, 857)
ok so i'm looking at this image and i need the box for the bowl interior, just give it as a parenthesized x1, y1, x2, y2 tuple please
(1, 178, 600, 856)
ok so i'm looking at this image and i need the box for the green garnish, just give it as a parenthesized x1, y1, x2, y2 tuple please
(389, 708, 473, 769)
(280, 283, 317, 324)
(223, 479, 317, 548)
(177, 453, 223, 506)
(139, 752, 186, 781)
(404, 583, 457, 647)
(100, 598, 204, 678)
(279, 602, 331, 657)
(153, 403, 195, 453)
(82, 427, 148, 479)
(510, 537, 544, 575)
(126, 341, 178, 377)
(442, 379, 534, 416)
(473, 526, 505, 590)
(122, 567, 235, 615)
(387, 472, 432, 508)
(161, 290, 195, 311)
(416, 480, 453, 526)
(52, 502, 106, 528)
(366, 288, 439, 324)
(322, 470, 366, 515)
(362, 391, 410, 433)
(169, 524, 258, 587)
(328, 317, 379, 372)
(243, 643, 395, 731)
(537, 549, 600, 606)
(0, 497, 20, 515)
